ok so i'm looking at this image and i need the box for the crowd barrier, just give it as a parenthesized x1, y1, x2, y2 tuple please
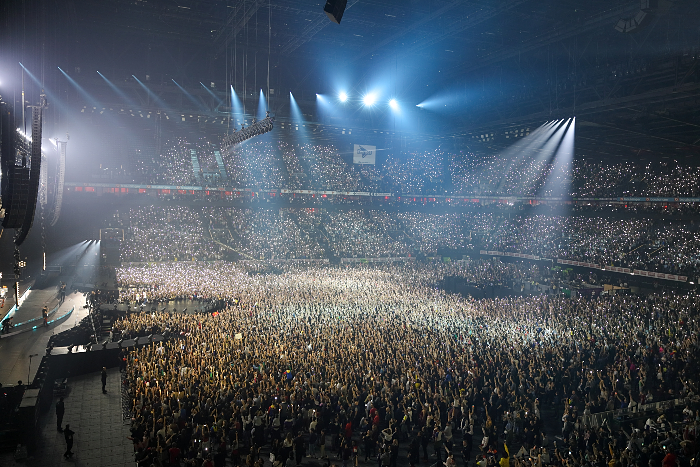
(63, 182, 700, 204)
(582, 396, 697, 429)
(479, 250, 688, 282)
(340, 257, 417, 263)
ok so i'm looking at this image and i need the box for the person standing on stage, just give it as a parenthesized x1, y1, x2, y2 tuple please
(63, 424, 75, 458)
(101, 367, 108, 394)
(56, 397, 65, 431)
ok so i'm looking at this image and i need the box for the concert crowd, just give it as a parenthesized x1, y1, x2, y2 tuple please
(114, 262, 700, 467)
(116, 206, 700, 278)
(128, 138, 700, 199)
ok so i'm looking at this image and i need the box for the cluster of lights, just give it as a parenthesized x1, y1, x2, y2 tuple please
(335, 91, 400, 111)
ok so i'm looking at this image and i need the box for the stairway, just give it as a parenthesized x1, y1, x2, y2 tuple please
(214, 150, 228, 180)
(190, 149, 202, 184)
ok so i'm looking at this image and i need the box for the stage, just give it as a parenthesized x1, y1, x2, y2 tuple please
(0, 289, 88, 387)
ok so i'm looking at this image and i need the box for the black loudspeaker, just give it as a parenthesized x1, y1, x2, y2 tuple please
(2, 166, 31, 228)
(324, 0, 347, 24)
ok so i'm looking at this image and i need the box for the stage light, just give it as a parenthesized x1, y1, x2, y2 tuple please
(389, 99, 399, 110)
(338, 91, 348, 102)
(221, 113, 275, 148)
(362, 93, 377, 107)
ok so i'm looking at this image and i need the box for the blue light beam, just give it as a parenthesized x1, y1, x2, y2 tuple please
(540, 118, 575, 199)
(172, 79, 207, 112)
(58, 67, 102, 108)
(289, 92, 310, 145)
(230, 86, 245, 126)
(97, 71, 138, 107)
(132, 75, 170, 110)
(257, 89, 267, 120)
(200, 82, 224, 105)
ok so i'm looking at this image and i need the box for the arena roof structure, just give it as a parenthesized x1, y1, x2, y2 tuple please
(0, 0, 699, 161)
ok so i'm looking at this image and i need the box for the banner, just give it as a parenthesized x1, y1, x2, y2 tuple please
(353, 144, 376, 165)
(340, 257, 416, 263)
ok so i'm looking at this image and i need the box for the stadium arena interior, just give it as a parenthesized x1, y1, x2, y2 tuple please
(0, 0, 700, 466)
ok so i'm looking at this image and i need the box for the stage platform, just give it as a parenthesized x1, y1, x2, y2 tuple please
(0, 280, 33, 323)
(0, 290, 88, 387)
(100, 298, 217, 315)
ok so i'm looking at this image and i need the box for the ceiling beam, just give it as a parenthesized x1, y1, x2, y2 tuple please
(352, 0, 466, 61)
(454, 4, 639, 76)
(214, 0, 267, 56)
(409, 0, 530, 53)
(279, 0, 359, 56)
(450, 82, 700, 137)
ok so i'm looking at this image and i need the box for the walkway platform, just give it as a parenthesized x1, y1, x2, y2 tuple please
(0, 290, 88, 387)
(0, 368, 134, 466)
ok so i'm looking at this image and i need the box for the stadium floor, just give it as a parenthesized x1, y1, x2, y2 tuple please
(0, 367, 133, 466)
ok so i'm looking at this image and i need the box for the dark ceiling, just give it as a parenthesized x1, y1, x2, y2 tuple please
(1, 0, 699, 160)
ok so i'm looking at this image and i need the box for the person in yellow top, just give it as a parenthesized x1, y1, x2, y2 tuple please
(499, 443, 510, 467)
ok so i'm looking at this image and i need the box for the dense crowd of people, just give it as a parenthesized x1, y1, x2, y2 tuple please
(119, 205, 224, 262)
(114, 261, 700, 467)
(116, 205, 700, 278)
(124, 135, 700, 199)
(479, 216, 700, 278)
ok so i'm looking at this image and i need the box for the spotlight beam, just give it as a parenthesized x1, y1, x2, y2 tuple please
(19, 63, 63, 110)
(132, 75, 170, 110)
(230, 86, 245, 126)
(540, 118, 575, 198)
(487, 121, 558, 192)
(257, 89, 268, 120)
(512, 119, 569, 194)
(97, 71, 138, 107)
(200, 82, 224, 106)
(172, 79, 207, 111)
(289, 92, 310, 145)
(58, 67, 101, 108)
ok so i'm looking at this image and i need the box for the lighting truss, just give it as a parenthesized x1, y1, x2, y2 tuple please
(221, 113, 274, 150)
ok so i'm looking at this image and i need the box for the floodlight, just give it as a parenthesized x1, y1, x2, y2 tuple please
(363, 93, 377, 106)
(338, 91, 348, 102)
(389, 99, 399, 110)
